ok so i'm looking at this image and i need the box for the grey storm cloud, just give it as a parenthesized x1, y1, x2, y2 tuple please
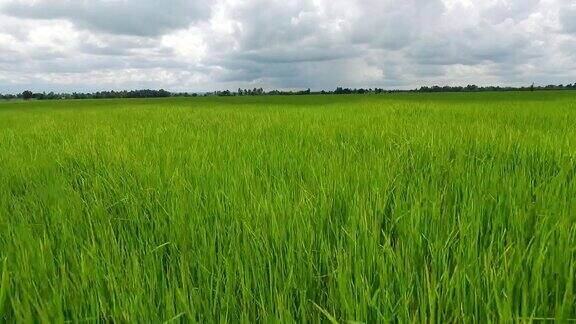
(2, 0, 212, 36)
(560, 3, 576, 34)
(481, 0, 542, 24)
(0, 0, 575, 93)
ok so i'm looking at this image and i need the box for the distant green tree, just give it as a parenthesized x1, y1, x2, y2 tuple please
(22, 90, 34, 100)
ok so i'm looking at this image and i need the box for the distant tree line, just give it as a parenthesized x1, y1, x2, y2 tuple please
(0, 89, 171, 100)
(416, 83, 576, 93)
(2, 83, 576, 101)
(196, 84, 576, 97)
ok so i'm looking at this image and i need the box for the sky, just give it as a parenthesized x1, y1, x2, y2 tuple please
(0, 0, 575, 93)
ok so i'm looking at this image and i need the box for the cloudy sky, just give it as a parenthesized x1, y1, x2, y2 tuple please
(0, 0, 575, 93)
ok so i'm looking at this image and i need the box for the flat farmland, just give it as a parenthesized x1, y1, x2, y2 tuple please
(0, 92, 575, 322)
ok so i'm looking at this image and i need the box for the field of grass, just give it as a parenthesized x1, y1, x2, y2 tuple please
(0, 92, 575, 322)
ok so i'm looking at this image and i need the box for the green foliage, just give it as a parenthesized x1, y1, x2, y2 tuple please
(21, 91, 34, 100)
(0, 92, 575, 322)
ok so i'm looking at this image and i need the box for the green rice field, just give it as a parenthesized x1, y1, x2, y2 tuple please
(0, 92, 575, 322)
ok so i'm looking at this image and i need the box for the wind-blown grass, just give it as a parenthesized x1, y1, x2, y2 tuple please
(0, 92, 575, 322)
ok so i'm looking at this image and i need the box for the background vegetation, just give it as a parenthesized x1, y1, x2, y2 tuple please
(2, 82, 576, 101)
(0, 92, 575, 322)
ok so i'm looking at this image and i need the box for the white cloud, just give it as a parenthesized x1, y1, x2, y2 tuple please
(0, 0, 575, 93)
(2, 0, 212, 36)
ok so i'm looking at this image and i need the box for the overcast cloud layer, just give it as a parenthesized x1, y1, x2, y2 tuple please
(0, 0, 575, 93)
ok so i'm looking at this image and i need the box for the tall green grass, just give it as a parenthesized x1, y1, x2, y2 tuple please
(0, 92, 575, 322)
